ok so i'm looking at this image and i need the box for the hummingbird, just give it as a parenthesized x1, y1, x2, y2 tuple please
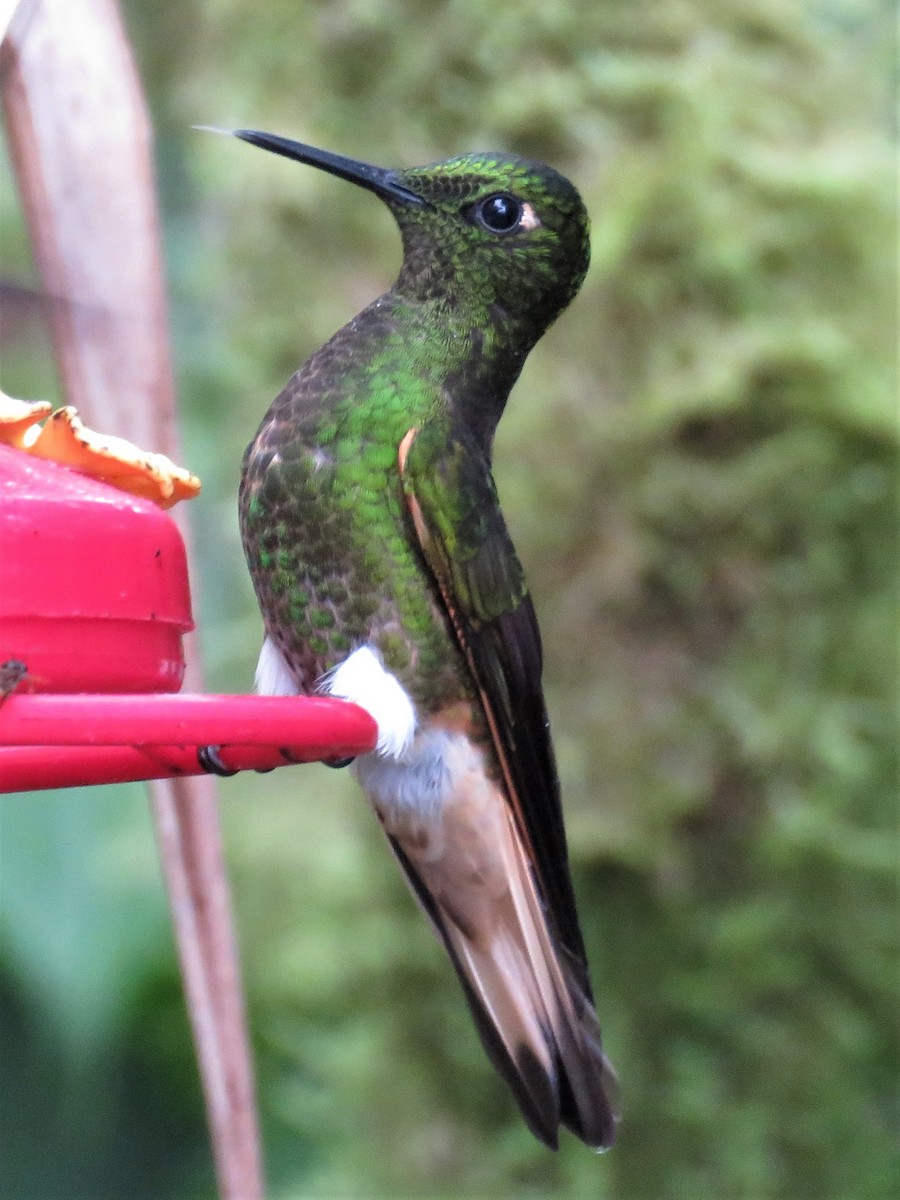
(231, 127, 618, 1150)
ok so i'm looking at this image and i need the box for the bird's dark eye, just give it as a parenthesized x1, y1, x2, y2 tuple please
(474, 193, 522, 234)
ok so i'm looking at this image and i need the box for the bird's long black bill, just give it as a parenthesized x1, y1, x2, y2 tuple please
(231, 129, 426, 207)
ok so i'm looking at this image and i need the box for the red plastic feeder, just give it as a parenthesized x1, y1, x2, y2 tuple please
(0, 443, 376, 792)
(1, 442, 193, 693)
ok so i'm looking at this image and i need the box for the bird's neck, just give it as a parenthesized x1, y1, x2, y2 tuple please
(384, 284, 538, 447)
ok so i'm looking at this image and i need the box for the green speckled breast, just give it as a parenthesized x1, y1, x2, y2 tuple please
(239, 295, 469, 712)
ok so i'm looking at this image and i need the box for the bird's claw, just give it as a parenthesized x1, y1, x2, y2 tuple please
(197, 745, 238, 776)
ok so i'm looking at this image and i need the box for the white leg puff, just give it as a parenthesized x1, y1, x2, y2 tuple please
(255, 635, 301, 696)
(321, 644, 417, 759)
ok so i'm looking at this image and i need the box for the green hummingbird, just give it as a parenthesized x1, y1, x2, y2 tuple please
(231, 127, 618, 1150)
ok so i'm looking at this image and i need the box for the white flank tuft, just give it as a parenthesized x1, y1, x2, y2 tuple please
(255, 635, 300, 696)
(322, 645, 417, 759)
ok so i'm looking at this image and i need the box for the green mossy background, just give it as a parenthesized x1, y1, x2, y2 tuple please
(1, 1, 896, 1197)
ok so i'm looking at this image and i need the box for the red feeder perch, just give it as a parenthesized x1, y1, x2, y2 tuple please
(0, 443, 377, 793)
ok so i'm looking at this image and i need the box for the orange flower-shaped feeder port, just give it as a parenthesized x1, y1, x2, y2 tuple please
(0, 395, 53, 449)
(0, 392, 201, 508)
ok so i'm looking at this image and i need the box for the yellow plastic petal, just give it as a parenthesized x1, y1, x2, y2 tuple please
(28, 406, 201, 507)
(0, 392, 53, 449)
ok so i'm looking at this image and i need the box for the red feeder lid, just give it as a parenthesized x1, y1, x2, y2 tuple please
(0, 443, 193, 694)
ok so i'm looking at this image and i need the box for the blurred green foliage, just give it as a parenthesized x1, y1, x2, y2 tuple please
(1, 0, 896, 1197)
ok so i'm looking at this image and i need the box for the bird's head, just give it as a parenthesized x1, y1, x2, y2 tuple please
(230, 130, 590, 341)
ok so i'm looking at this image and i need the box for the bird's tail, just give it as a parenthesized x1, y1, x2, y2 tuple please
(388, 800, 618, 1150)
(359, 727, 618, 1150)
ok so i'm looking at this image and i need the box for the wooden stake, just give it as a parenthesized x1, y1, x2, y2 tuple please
(1, 3, 264, 1195)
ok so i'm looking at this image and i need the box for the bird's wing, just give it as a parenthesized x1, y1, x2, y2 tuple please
(397, 424, 592, 1000)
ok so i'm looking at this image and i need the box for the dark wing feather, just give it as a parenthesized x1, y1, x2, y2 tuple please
(398, 425, 592, 996)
